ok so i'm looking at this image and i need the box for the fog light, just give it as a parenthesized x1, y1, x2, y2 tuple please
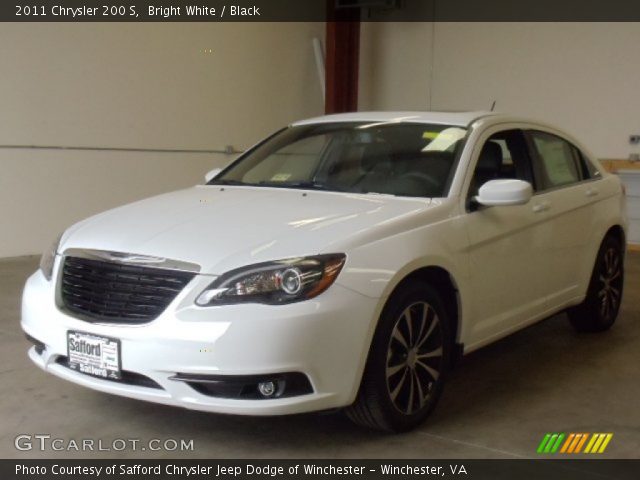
(258, 381, 277, 397)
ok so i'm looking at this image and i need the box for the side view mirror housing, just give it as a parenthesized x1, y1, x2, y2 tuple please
(204, 168, 222, 183)
(474, 179, 533, 207)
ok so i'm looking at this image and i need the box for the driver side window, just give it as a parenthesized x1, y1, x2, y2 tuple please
(469, 129, 535, 199)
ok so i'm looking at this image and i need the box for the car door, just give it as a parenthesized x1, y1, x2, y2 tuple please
(463, 127, 553, 347)
(525, 129, 600, 308)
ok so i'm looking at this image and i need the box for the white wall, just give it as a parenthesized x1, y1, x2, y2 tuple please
(0, 23, 324, 258)
(359, 22, 433, 111)
(360, 22, 640, 160)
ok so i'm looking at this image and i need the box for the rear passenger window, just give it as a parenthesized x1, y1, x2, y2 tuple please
(575, 148, 601, 180)
(530, 131, 584, 190)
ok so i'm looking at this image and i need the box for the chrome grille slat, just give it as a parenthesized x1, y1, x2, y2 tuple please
(60, 256, 195, 324)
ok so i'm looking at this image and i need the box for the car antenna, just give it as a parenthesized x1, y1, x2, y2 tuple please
(490, 100, 497, 112)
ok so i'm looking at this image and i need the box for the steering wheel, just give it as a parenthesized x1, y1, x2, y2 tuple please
(393, 171, 441, 193)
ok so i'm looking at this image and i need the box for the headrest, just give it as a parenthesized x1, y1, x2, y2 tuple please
(362, 143, 392, 171)
(477, 141, 503, 172)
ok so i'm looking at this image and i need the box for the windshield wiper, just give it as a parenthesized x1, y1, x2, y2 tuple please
(208, 179, 253, 186)
(210, 179, 349, 192)
(257, 180, 349, 192)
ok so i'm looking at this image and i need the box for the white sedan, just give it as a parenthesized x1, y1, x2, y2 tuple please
(22, 112, 627, 431)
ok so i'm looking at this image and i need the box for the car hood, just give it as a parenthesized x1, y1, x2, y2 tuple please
(60, 186, 435, 274)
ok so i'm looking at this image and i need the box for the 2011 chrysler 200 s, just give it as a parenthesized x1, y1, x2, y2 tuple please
(22, 112, 627, 431)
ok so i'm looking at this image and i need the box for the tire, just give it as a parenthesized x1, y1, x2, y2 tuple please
(568, 235, 624, 333)
(346, 281, 451, 432)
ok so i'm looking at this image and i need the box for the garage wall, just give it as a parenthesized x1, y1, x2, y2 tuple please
(0, 23, 324, 258)
(359, 22, 640, 160)
(359, 22, 433, 112)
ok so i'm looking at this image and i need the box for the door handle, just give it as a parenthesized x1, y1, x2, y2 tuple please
(586, 188, 599, 198)
(532, 202, 550, 213)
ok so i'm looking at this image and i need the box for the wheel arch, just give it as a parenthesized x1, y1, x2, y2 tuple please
(605, 224, 626, 249)
(346, 265, 463, 428)
(576, 223, 627, 301)
(383, 266, 463, 365)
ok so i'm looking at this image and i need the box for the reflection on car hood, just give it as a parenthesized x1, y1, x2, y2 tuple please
(60, 186, 434, 274)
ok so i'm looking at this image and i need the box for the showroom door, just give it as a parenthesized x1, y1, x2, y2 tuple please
(463, 128, 552, 346)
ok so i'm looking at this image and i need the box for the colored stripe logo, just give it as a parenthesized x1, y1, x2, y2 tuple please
(537, 433, 613, 454)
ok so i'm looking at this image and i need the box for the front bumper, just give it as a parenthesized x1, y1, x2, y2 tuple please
(21, 265, 379, 415)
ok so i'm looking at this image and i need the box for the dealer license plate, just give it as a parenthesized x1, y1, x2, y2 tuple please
(67, 331, 121, 380)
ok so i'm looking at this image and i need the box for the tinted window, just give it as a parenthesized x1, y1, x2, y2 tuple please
(212, 122, 468, 198)
(530, 131, 584, 189)
(469, 129, 534, 198)
(575, 147, 601, 180)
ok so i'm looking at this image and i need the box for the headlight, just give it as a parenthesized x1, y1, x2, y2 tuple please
(196, 254, 346, 306)
(39, 233, 62, 281)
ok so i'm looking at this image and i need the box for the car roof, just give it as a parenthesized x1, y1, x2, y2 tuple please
(291, 111, 502, 128)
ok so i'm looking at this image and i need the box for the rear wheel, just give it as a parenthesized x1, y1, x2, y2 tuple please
(346, 282, 451, 432)
(568, 235, 624, 333)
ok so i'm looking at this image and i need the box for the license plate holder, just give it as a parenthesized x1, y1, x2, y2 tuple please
(67, 331, 121, 380)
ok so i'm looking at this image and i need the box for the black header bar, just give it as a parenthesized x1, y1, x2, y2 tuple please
(3, 459, 639, 480)
(5, 0, 640, 22)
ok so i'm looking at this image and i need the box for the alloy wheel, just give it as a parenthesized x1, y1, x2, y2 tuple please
(598, 247, 623, 321)
(386, 301, 443, 415)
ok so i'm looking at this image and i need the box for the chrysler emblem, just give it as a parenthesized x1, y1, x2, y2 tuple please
(92, 251, 166, 265)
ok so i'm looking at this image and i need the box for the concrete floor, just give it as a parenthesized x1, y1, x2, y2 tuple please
(1, 254, 638, 459)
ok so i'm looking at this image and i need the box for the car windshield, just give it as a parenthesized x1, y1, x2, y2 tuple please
(210, 122, 468, 198)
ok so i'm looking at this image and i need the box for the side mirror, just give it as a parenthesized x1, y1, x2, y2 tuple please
(204, 168, 222, 183)
(475, 179, 533, 207)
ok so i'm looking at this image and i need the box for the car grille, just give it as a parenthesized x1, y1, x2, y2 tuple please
(60, 256, 195, 324)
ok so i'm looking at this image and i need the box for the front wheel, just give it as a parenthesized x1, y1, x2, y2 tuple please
(346, 282, 451, 432)
(568, 235, 624, 333)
